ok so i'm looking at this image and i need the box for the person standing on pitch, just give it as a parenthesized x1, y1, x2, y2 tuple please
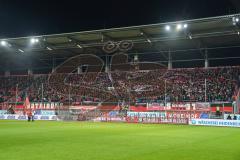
(32, 110, 35, 122)
(27, 110, 33, 122)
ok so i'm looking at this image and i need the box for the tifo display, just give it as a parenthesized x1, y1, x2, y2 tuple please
(0, 65, 240, 127)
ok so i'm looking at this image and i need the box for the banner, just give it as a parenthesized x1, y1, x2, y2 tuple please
(34, 115, 58, 121)
(195, 103, 210, 111)
(129, 106, 147, 112)
(93, 117, 125, 122)
(30, 102, 61, 109)
(0, 114, 58, 121)
(15, 105, 25, 109)
(166, 112, 200, 119)
(147, 103, 167, 111)
(127, 112, 166, 118)
(69, 106, 97, 110)
(210, 103, 233, 112)
(189, 119, 240, 127)
(35, 110, 56, 115)
(167, 103, 194, 110)
(126, 114, 188, 124)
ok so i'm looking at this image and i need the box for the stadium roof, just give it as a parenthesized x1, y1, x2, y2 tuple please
(1, 13, 240, 73)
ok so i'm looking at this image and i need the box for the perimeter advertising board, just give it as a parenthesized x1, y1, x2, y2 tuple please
(0, 114, 58, 121)
(189, 119, 240, 127)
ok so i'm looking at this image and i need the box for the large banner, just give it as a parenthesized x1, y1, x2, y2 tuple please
(127, 112, 166, 118)
(166, 112, 200, 119)
(126, 112, 188, 124)
(147, 103, 168, 111)
(0, 114, 58, 121)
(30, 102, 62, 109)
(189, 119, 240, 127)
(167, 102, 195, 110)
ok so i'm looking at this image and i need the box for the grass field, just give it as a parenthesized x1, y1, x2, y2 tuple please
(0, 121, 240, 160)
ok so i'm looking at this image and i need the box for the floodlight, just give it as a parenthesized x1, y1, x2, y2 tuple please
(30, 38, 35, 44)
(1, 40, 7, 46)
(183, 24, 188, 28)
(232, 17, 240, 25)
(165, 25, 171, 31)
(30, 38, 39, 44)
(176, 24, 182, 30)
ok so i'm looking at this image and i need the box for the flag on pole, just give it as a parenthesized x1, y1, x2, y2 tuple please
(237, 90, 240, 113)
(24, 94, 30, 109)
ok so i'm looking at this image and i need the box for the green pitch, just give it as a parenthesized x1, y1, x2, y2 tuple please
(0, 121, 240, 160)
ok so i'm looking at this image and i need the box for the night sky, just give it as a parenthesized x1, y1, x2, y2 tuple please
(0, 0, 239, 38)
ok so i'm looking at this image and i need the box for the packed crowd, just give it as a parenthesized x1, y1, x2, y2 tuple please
(164, 67, 239, 102)
(0, 76, 34, 103)
(0, 66, 239, 104)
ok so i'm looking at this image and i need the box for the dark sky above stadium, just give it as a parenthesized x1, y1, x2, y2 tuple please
(0, 0, 239, 38)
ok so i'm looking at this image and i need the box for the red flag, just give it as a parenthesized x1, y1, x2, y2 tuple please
(24, 96, 30, 109)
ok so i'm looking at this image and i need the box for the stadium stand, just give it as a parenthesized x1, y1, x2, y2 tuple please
(0, 66, 239, 104)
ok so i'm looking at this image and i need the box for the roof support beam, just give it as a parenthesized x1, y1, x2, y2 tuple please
(41, 38, 57, 51)
(139, 29, 152, 43)
(139, 29, 168, 61)
(101, 32, 116, 42)
(183, 29, 207, 58)
(67, 36, 85, 49)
